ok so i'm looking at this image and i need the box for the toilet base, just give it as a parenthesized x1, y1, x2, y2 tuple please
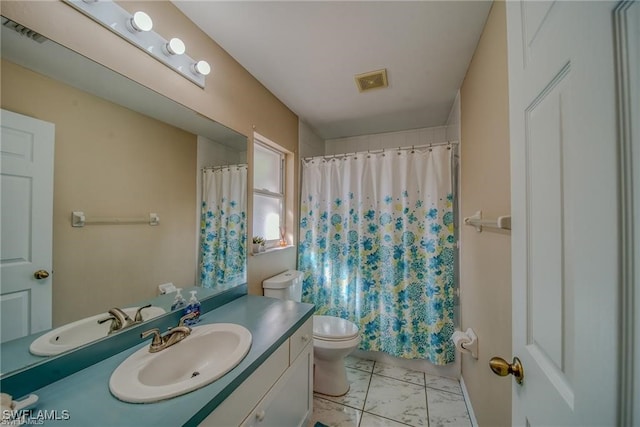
(313, 357, 350, 396)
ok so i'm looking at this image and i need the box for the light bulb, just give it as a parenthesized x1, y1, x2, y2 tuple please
(162, 38, 186, 56)
(192, 60, 211, 76)
(127, 11, 153, 33)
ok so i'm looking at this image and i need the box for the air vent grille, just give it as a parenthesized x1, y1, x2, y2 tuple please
(355, 69, 388, 92)
(2, 17, 48, 44)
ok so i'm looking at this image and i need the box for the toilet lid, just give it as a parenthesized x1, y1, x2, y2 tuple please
(313, 315, 359, 341)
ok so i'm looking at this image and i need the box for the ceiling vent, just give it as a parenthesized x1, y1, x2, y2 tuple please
(1, 17, 48, 44)
(354, 68, 388, 92)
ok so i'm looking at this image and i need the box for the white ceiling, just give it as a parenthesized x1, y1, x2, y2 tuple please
(173, 1, 492, 139)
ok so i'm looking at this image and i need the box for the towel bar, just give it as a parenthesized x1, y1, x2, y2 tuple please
(463, 210, 510, 232)
(72, 211, 159, 227)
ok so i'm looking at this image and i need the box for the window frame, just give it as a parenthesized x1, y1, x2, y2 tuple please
(253, 137, 285, 247)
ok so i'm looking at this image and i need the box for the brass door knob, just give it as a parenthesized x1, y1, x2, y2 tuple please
(490, 356, 524, 385)
(33, 270, 50, 280)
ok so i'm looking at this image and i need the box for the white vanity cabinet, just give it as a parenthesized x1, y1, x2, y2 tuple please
(200, 316, 313, 427)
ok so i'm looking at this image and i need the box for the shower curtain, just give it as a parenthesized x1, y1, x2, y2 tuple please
(200, 165, 247, 290)
(298, 146, 455, 364)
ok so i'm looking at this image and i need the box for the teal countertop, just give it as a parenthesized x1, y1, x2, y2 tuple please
(1, 285, 242, 379)
(22, 295, 314, 426)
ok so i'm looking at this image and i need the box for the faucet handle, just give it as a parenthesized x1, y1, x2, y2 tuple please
(178, 312, 197, 327)
(141, 328, 163, 351)
(97, 316, 119, 334)
(134, 304, 152, 322)
(97, 316, 115, 325)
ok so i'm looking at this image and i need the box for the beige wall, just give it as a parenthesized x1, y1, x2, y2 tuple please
(2, 59, 197, 326)
(459, 1, 511, 426)
(1, 1, 300, 296)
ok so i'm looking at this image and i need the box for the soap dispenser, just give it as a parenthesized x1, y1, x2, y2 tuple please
(184, 290, 201, 326)
(170, 288, 186, 311)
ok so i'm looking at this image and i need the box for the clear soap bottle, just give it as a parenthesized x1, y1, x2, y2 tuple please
(184, 290, 201, 325)
(170, 288, 186, 311)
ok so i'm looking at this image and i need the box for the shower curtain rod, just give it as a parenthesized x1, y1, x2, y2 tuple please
(202, 163, 247, 171)
(303, 141, 458, 161)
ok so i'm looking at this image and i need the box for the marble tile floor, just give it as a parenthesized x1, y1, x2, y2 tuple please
(309, 355, 472, 427)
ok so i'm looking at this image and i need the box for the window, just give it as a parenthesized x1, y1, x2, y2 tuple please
(253, 137, 285, 245)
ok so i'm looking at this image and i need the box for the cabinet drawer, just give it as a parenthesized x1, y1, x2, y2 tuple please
(289, 316, 313, 363)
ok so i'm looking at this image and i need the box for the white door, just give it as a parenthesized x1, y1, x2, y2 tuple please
(1, 109, 54, 342)
(506, 1, 622, 425)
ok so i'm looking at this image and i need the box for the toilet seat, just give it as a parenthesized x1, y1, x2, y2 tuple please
(313, 315, 359, 341)
(262, 271, 361, 397)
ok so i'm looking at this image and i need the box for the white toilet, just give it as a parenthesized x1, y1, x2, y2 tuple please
(262, 270, 361, 396)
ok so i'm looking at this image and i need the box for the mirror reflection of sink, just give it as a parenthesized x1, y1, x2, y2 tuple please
(109, 323, 252, 403)
(29, 306, 165, 356)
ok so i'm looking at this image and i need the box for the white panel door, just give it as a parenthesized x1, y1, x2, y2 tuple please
(1, 109, 54, 342)
(506, 1, 621, 425)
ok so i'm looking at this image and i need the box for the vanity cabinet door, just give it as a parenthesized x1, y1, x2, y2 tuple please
(199, 342, 289, 427)
(241, 342, 313, 427)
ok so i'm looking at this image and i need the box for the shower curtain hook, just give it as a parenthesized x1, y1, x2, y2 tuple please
(397, 146, 402, 155)
(429, 143, 433, 152)
(411, 145, 415, 153)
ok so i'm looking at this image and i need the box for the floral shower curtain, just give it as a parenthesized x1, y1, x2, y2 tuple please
(200, 165, 247, 290)
(298, 146, 455, 365)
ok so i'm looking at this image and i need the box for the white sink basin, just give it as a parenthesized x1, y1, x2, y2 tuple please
(109, 323, 252, 403)
(29, 306, 165, 356)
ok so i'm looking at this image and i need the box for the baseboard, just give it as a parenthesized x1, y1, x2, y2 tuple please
(460, 376, 478, 427)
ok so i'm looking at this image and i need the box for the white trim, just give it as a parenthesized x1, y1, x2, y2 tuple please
(614, 2, 638, 424)
(253, 131, 292, 155)
(460, 376, 478, 427)
(250, 245, 295, 256)
(252, 133, 287, 244)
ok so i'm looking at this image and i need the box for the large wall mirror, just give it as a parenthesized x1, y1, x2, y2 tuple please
(0, 17, 247, 376)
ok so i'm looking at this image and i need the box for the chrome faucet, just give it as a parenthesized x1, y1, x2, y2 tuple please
(133, 304, 152, 322)
(141, 312, 198, 353)
(98, 304, 151, 334)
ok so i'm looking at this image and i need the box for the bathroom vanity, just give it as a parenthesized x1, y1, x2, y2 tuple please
(202, 312, 313, 426)
(4, 295, 314, 426)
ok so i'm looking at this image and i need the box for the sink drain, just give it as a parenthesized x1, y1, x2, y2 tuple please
(191, 371, 200, 378)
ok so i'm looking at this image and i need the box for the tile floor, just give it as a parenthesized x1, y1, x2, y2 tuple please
(308, 355, 472, 427)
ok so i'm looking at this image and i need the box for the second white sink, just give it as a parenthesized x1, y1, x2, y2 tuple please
(29, 306, 165, 356)
(109, 323, 252, 403)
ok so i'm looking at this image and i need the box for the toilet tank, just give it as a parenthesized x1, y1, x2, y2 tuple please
(262, 270, 304, 302)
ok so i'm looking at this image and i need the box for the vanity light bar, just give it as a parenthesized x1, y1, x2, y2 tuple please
(63, 0, 210, 87)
